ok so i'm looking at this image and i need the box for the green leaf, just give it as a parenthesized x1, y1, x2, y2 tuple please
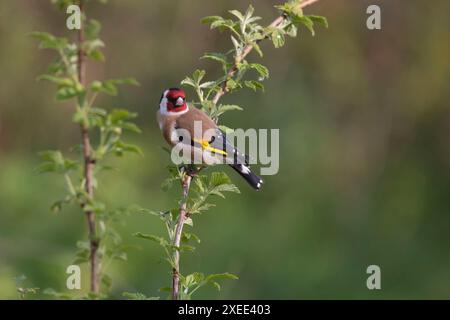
(56, 87, 79, 100)
(122, 292, 159, 300)
(88, 49, 105, 61)
(50, 195, 73, 214)
(113, 141, 143, 156)
(101, 274, 112, 290)
(271, 29, 286, 48)
(42, 288, 72, 300)
(111, 251, 128, 262)
(285, 23, 298, 37)
(181, 232, 201, 244)
(199, 81, 216, 89)
(201, 52, 227, 65)
(210, 172, 230, 186)
(229, 10, 244, 22)
(85, 19, 102, 40)
(82, 39, 105, 54)
(250, 63, 269, 79)
(307, 15, 329, 28)
(226, 78, 239, 91)
(205, 272, 239, 282)
(216, 104, 243, 116)
(201, 16, 224, 26)
(30, 31, 68, 50)
(37, 74, 73, 86)
(110, 108, 137, 122)
(231, 35, 241, 52)
(133, 232, 168, 247)
(297, 15, 315, 36)
(193, 69, 206, 84)
(184, 217, 194, 227)
(244, 5, 255, 22)
(181, 77, 196, 89)
(178, 245, 196, 252)
(91, 78, 139, 95)
(84, 200, 106, 214)
(275, 1, 303, 17)
(120, 122, 141, 133)
(252, 42, 264, 58)
(212, 282, 221, 291)
(36, 151, 79, 174)
(244, 80, 264, 92)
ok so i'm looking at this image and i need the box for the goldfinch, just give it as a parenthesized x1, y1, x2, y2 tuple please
(157, 88, 263, 190)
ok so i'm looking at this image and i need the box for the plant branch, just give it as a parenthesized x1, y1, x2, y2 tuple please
(169, 0, 321, 300)
(77, 0, 99, 294)
(212, 0, 320, 105)
(172, 172, 193, 300)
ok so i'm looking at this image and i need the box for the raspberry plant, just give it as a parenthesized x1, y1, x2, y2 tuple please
(32, 0, 140, 298)
(132, 0, 327, 300)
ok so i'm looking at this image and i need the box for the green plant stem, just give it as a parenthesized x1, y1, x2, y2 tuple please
(172, 173, 192, 300)
(168, 0, 322, 300)
(77, 0, 99, 294)
(212, 0, 320, 105)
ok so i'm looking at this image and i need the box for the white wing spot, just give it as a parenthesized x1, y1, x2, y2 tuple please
(240, 165, 251, 175)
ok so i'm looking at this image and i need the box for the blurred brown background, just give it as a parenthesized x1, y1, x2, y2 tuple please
(0, 0, 450, 299)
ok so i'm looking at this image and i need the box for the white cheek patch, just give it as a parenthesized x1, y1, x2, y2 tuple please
(159, 90, 170, 115)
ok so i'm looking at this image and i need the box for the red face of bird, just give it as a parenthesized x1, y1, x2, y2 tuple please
(159, 88, 188, 116)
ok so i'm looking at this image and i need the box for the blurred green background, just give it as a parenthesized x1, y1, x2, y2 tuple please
(1, 0, 450, 299)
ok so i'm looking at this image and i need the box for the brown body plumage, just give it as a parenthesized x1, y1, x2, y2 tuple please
(157, 88, 263, 190)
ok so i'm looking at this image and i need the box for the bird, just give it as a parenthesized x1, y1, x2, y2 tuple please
(157, 87, 263, 190)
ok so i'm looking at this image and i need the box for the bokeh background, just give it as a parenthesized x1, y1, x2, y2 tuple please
(1, 0, 450, 299)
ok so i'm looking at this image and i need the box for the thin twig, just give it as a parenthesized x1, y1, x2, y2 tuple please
(212, 0, 320, 105)
(78, 0, 99, 294)
(172, 173, 193, 300)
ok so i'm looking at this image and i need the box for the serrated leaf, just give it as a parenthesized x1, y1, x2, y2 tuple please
(122, 292, 159, 300)
(209, 172, 232, 186)
(271, 29, 286, 48)
(56, 87, 79, 100)
(84, 200, 106, 214)
(30, 31, 68, 50)
(121, 122, 142, 133)
(252, 42, 263, 57)
(244, 80, 264, 92)
(181, 232, 201, 244)
(201, 52, 227, 65)
(206, 272, 239, 282)
(133, 232, 168, 247)
(184, 217, 194, 227)
(181, 77, 196, 88)
(199, 81, 216, 89)
(298, 15, 315, 36)
(285, 23, 298, 37)
(229, 10, 244, 22)
(307, 15, 329, 28)
(250, 63, 269, 79)
(201, 15, 224, 26)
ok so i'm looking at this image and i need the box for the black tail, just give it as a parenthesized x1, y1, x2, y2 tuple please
(230, 164, 263, 190)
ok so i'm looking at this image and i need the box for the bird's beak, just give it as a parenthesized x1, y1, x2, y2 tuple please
(176, 97, 185, 106)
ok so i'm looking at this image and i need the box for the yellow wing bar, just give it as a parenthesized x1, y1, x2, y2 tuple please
(193, 138, 228, 156)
